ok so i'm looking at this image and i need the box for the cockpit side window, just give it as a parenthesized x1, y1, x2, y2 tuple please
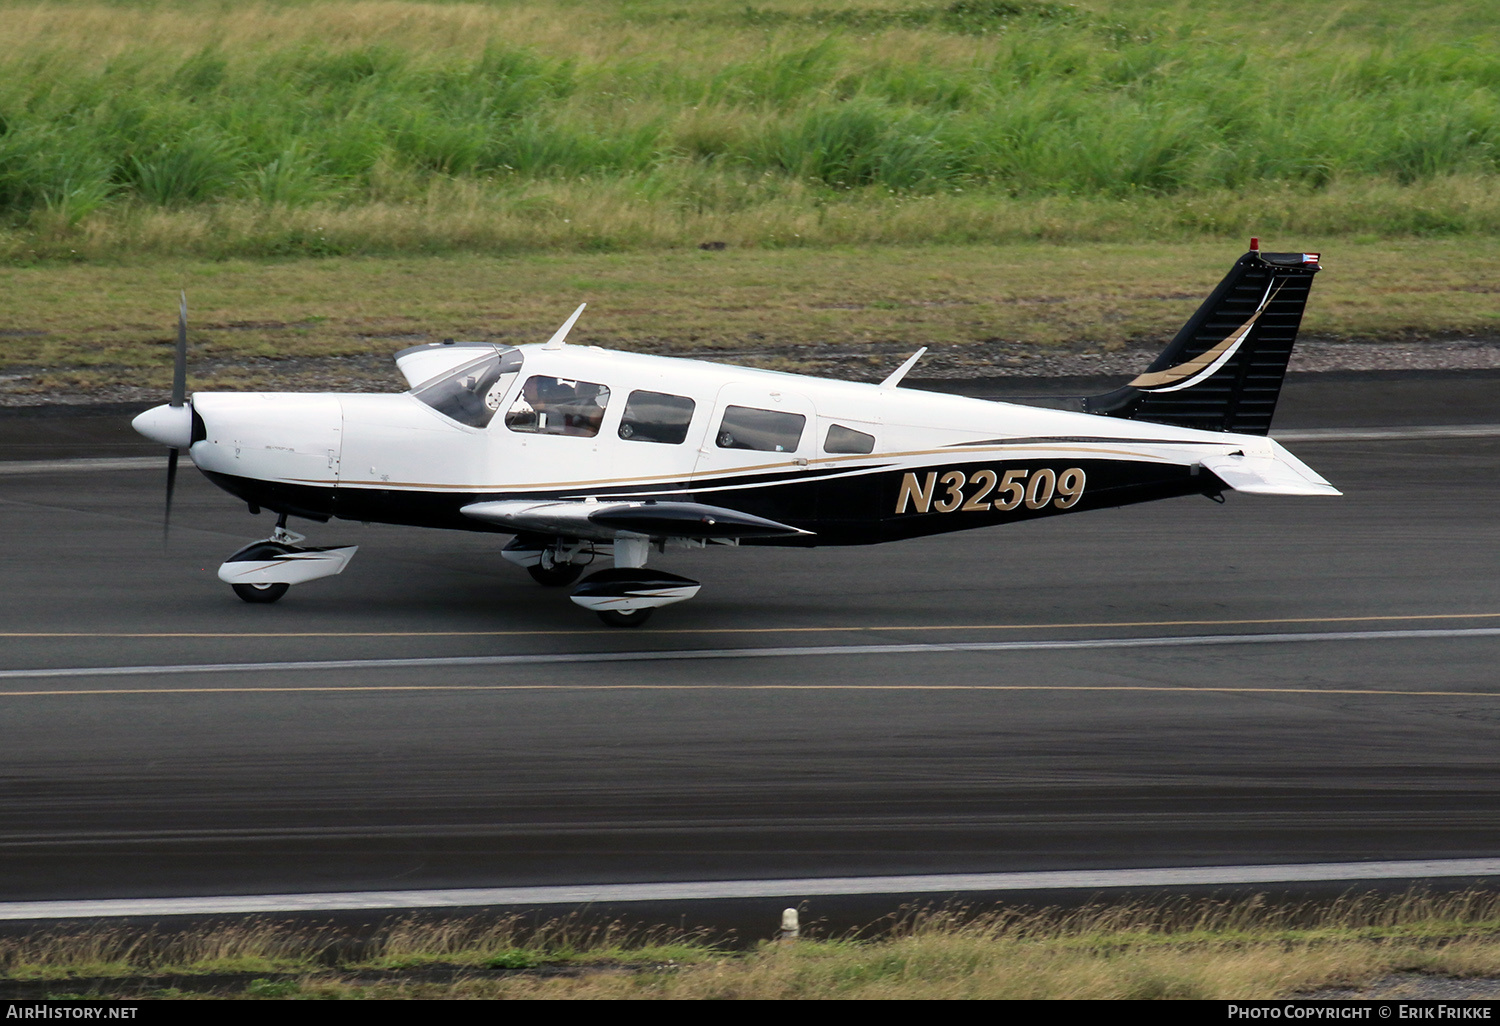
(506, 375, 611, 437)
(618, 390, 696, 444)
(715, 405, 805, 453)
(411, 348, 523, 429)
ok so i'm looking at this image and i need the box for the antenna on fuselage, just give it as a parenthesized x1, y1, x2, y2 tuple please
(880, 346, 927, 389)
(542, 303, 587, 350)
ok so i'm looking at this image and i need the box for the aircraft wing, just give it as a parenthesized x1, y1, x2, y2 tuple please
(1200, 440, 1341, 496)
(460, 499, 811, 539)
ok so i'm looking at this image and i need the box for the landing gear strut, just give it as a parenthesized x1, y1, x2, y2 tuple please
(504, 535, 593, 586)
(526, 552, 587, 587)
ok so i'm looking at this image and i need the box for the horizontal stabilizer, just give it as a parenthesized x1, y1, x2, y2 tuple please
(1200, 445, 1341, 497)
(461, 499, 809, 540)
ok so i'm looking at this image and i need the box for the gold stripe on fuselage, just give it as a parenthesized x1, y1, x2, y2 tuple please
(271, 440, 1185, 494)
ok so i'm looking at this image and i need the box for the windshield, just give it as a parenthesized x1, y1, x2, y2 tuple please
(411, 347, 524, 428)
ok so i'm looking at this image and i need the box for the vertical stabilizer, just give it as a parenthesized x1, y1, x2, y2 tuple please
(1085, 245, 1321, 434)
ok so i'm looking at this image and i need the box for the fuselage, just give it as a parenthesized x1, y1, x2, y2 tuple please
(184, 344, 1285, 546)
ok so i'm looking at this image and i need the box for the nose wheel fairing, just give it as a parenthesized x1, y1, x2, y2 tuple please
(218, 541, 359, 589)
(217, 537, 360, 594)
(217, 520, 358, 604)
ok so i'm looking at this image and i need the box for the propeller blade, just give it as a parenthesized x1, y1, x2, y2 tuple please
(163, 446, 180, 545)
(171, 291, 188, 408)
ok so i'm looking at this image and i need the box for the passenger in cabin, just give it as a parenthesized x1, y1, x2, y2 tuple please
(562, 382, 609, 436)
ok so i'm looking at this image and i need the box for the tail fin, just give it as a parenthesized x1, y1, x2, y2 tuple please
(1085, 242, 1321, 435)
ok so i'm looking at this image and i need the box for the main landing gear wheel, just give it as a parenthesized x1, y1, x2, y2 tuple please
(597, 608, 653, 628)
(232, 581, 289, 604)
(527, 560, 585, 587)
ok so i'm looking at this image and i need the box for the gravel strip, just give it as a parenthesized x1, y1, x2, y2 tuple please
(1304, 973, 1500, 1000)
(2, 337, 1497, 408)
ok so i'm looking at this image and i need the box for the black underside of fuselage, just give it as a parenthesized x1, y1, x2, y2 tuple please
(201, 457, 1219, 548)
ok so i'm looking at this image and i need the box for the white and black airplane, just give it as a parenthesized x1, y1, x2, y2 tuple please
(132, 240, 1336, 626)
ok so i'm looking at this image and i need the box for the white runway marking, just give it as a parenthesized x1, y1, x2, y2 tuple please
(0, 457, 163, 475)
(4, 858, 1499, 920)
(1272, 424, 1500, 442)
(2, 627, 1498, 683)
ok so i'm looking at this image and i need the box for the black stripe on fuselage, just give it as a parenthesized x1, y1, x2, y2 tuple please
(201, 451, 1216, 548)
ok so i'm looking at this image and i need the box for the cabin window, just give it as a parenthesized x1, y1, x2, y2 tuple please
(411, 348, 523, 429)
(715, 405, 805, 453)
(618, 390, 696, 444)
(505, 376, 611, 437)
(824, 424, 876, 455)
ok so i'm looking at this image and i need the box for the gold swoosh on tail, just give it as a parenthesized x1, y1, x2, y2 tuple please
(1128, 281, 1283, 390)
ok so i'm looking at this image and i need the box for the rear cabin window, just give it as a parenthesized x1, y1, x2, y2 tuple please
(505, 376, 611, 437)
(618, 390, 696, 444)
(824, 424, 876, 454)
(715, 405, 806, 453)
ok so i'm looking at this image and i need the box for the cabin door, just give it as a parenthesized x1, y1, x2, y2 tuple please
(691, 383, 819, 523)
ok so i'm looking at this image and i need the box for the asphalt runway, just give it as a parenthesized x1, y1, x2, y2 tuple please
(1, 374, 1498, 906)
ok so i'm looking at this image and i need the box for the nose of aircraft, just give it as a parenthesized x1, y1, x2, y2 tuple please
(132, 402, 195, 449)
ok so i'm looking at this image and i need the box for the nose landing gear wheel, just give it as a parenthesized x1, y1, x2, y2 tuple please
(225, 540, 296, 603)
(597, 608, 653, 628)
(232, 581, 289, 603)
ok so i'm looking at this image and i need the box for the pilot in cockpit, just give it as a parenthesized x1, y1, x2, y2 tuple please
(505, 376, 609, 436)
(506, 376, 551, 431)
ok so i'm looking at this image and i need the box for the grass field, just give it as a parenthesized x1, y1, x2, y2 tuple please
(1, 0, 1497, 261)
(7, 892, 1500, 999)
(0, 3, 1495, 386)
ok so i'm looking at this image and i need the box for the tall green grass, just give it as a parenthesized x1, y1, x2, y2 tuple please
(0, 0, 1497, 258)
(8, 891, 1500, 999)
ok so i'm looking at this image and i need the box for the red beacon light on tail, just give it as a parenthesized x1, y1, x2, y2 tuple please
(1251, 236, 1319, 267)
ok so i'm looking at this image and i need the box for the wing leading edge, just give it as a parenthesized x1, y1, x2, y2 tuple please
(460, 499, 812, 541)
